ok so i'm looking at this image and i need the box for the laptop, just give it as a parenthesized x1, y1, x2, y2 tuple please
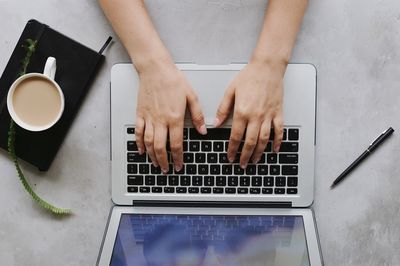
(98, 63, 323, 265)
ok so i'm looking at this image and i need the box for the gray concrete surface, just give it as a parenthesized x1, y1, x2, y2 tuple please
(1, 0, 399, 265)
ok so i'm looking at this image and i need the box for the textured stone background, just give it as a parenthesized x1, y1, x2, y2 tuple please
(0, 1, 399, 265)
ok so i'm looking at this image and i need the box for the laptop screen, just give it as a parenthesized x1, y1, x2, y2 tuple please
(110, 214, 310, 266)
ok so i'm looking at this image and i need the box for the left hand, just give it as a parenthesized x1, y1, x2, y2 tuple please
(214, 59, 286, 168)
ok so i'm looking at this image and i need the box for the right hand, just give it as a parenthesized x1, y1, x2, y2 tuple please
(135, 61, 207, 173)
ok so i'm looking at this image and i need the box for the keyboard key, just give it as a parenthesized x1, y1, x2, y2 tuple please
(216, 176, 226, 186)
(198, 165, 208, 175)
(189, 141, 200, 151)
(127, 186, 138, 193)
(210, 165, 221, 175)
(279, 154, 298, 164)
(228, 176, 238, 186)
(145, 175, 156, 185)
(269, 130, 274, 140)
(207, 153, 218, 163)
(262, 188, 273, 194)
(222, 165, 232, 175)
(127, 164, 137, 174)
(287, 177, 298, 187)
(128, 175, 143, 185)
(157, 176, 167, 186)
(234, 165, 245, 175)
(140, 187, 150, 193)
(257, 165, 268, 175)
(250, 188, 261, 194)
(263, 176, 274, 187)
(283, 129, 287, 140)
(275, 188, 285, 194)
(204, 176, 215, 186)
(127, 127, 135, 134)
(186, 164, 197, 174)
(287, 188, 298, 194)
(225, 188, 236, 194)
(151, 164, 161, 174)
(180, 176, 191, 186)
(225, 142, 229, 152)
(275, 176, 286, 187)
(270, 165, 280, 175)
(251, 176, 262, 187)
(201, 187, 211, 194)
(127, 141, 138, 151)
(201, 141, 212, 151)
(238, 188, 248, 194)
(192, 176, 203, 186)
(240, 176, 250, 186)
(189, 187, 200, 193)
(213, 142, 224, 152)
(288, 129, 299, 140)
(191, 128, 231, 140)
(152, 187, 162, 193)
(195, 153, 206, 163)
(213, 187, 224, 194)
(267, 153, 278, 164)
(164, 187, 175, 193)
(168, 176, 179, 186)
(183, 153, 194, 163)
(282, 165, 298, 175)
(280, 142, 299, 152)
(219, 153, 229, 163)
(183, 128, 188, 140)
(245, 165, 256, 175)
(176, 187, 187, 193)
(259, 154, 266, 164)
(166, 164, 173, 175)
(127, 152, 146, 163)
(139, 164, 149, 174)
(265, 142, 272, 152)
(183, 141, 188, 151)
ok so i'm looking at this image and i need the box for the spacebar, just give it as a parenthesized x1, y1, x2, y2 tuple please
(190, 128, 231, 140)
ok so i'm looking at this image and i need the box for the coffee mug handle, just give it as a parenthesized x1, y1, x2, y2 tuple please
(43, 57, 56, 80)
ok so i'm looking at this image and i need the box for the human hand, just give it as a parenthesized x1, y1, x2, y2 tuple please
(214, 60, 286, 168)
(135, 61, 207, 173)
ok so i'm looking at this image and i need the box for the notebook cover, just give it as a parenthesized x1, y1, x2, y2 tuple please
(0, 19, 106, 171)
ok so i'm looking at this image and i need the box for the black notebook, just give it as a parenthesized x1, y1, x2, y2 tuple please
(0, 19, 111, 171)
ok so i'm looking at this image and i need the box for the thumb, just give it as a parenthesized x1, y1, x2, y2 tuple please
(214, 86, 234, 127)
(187, 92, 207, 135)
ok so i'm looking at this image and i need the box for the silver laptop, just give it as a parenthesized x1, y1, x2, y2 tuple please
(98, 63, 323, 265)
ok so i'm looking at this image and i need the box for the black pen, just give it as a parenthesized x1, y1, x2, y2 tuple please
(330, 127, 395, 189)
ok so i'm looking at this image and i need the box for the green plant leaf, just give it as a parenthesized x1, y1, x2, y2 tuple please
(7, 39, 71, 215)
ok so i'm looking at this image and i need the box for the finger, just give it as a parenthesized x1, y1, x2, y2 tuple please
(135, 116, 145, 154)
(187, 91, 207, 135)
(144, 121, 158, 167)
(169, 121, 184, 172)
(240, 121, 260, 168)
(251, 121, 271, 164)
(272, 116, 284, 152)
(227, 112, 247, 163)
(214, 86, 234, 127)
(154, 125, 169, 173)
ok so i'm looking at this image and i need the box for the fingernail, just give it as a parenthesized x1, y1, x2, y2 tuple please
(213, 118, 220, 127)
(138, 148, 143, 154)
(228, 156, 234, 163)
(176, 165, 182, 172)
(153, 163, 159, 167)
(253, 157, 260, 164)
(274, 145, 280, 153)
(162, 168, 168, 173)
(199, 124, 207, 135)
(241, 163, 247, 169)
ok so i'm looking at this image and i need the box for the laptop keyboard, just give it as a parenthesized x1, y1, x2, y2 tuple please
(126, 127, 299, 195)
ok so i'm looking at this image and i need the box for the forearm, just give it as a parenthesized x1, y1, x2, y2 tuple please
(252, 0, 308, 71)
(98, 0, 173, 72)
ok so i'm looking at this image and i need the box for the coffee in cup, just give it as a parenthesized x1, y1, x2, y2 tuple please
(7, 57, 64, 131)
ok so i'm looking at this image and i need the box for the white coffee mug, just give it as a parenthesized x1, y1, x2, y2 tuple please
(7, 57, 64, 131)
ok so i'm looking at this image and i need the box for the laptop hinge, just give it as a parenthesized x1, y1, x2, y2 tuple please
(132, 200, 292, 208)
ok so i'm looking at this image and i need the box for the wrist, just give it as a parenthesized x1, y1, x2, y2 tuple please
(249, 53, 288, 76)
(133, 51, 175, 76)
